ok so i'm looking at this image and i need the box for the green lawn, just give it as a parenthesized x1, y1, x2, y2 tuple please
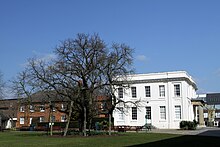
(0, 131, 219, 147)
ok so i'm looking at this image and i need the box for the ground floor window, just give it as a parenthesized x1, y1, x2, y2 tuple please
(40, 116, 45, 122)
(118, 107, 124, 120)
(61, 115, 67, 122)
(20, 117, 24, 124)
(160, 106, 166, 120)
(132, 107, 137, 120)
(145, 107, 151, 119)
(175, 105, 181, 119)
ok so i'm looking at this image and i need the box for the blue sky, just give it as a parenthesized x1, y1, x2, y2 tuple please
(0, 0, 220, 94)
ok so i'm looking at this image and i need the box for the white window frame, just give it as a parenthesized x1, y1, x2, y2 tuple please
(145, 86, 151, 97)
(61, 115, 66, 122)
(29, 117, 33, 125)
(20, 106, 25, 112)
(132, 107, 137, 120)
(131, 87, 137, 98)
(160, 106, 166, 120)
(30, 105, 35, 112)
(118, 88, 123, 99)
(61, 103, 66, 111)
(40, 105, 45, 112)
(174, 84, 181, 97)
(39, 116, 45, 122)
(20, 117, 24, 124)
(118, 107, 124, 120)
(175, 105, 181, 119)
(159, 85, 165, 97)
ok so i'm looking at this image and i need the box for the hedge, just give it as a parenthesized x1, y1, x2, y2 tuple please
(179, 120, 198, 130)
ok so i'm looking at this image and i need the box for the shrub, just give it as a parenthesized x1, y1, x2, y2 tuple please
(179, 120, 198, 130)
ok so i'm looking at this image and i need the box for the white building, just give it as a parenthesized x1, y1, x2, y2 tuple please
(113, 71, 198, 129)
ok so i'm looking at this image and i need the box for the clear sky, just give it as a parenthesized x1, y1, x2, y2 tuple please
(0, 0, 220, 94)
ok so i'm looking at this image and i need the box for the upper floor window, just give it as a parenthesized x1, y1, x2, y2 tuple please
(30, 105, 35, 112)
(145, 86, 151, 97)
(118, 88, 123, 98)
(20, 106, 25, 112)
(100, 102, 107, 111)
(132, 107, 137, 120)
(131, 87, 137, 98)
(174, 84, 181, 97)
(40, 105, 45, 112)
(61, 103, 67, 111)
(159, 85, 165, 97)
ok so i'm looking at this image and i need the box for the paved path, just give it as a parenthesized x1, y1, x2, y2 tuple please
(148, 127, 220, 137)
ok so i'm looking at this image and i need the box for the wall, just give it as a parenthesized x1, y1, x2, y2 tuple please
(113, 71, 197, 129)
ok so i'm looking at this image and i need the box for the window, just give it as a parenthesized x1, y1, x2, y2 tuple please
(159, 85, 165, 97)
(20, 117, 24, 124)
(51, 116, 56, 122)
(132, 107, 137, 120)
(29, 118, 33, 125)
(118, 107, 124, 120)
(100, 102, 107, 111)
(174, 84, 181, 97)
(61, 115, 67, 122)
(40, 116, 45, 122)
(30, 105, 34, 112)
(160, 106, 166, 120)
(175, 105, 181, 119)
(204, 113, 208, 118)
(145, 107, 151, 119)
(40, 105, 45, 112)
(131, 87, 137, 98)
(118, 88, 123, 98)
(145, 86, 151, 97)
(20, 106, 25, 112)
(61, 103, 67, 111)
(216, 113, 220, 118)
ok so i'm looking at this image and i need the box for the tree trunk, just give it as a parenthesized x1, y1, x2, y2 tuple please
(50, 108, 53, 136)
(108, 113, 112, 135)
(83, 106, 87, 136)
(63, 101, 73, 136)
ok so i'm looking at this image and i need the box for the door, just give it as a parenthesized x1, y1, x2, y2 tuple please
(145, 107, 151, 125)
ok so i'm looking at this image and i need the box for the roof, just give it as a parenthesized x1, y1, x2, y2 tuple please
(116, 71, 197, 90)
(19, 91, 70, 103)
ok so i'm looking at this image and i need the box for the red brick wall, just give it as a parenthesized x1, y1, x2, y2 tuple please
(16, 102, 67, 128)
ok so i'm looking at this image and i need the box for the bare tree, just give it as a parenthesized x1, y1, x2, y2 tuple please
(12, 33, 135, 136)
(0, 71, 5, 99)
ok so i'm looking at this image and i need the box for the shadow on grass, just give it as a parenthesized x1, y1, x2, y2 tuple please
(128, 134, 220, 147)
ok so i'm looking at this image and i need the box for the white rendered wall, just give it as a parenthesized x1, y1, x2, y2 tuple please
(113, 71, 197, 129)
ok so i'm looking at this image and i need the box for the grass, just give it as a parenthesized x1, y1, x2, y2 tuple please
(0, 131, 219, 147)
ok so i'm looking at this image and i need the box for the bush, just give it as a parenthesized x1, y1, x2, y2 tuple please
(180, 120, 198, 130)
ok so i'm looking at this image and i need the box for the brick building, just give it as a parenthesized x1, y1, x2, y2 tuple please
(0, 99, 18, 129)
(16, 92, 68, 128)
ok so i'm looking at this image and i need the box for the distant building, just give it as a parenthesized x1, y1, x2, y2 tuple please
(113, 71, 202, 129)
(16, 91, 68, 129)
(0, 99, 18, 129)
(198, 93, 220, 127)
